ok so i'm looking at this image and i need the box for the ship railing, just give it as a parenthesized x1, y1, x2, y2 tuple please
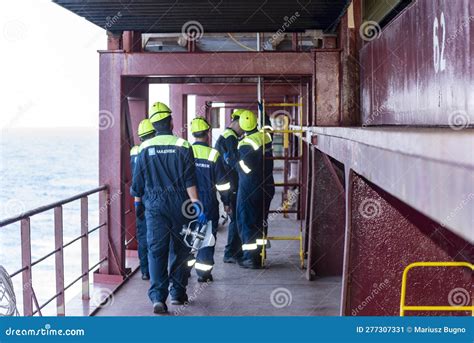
(0, 185, 109, 316)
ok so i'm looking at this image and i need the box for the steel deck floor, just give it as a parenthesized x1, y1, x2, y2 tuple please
(95, 208, 341, 316)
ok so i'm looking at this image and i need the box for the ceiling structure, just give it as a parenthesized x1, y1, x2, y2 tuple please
(53, 0, 350, 33)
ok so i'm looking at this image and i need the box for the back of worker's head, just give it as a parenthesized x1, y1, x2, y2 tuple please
(138, 118, 156, 142)
(149, 101, 173, 132)
(230, 109, 245, 135)
(190, 116, 210, 141)
(239, 110, 258, 133)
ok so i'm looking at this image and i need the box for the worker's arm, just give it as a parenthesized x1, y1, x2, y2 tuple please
(181, 143, 199, 202)
(237, 145, 256, 176)
(186, 185, 199, 203)
(130, 150, 145, 198)
(215, 153, 231, 206)
(224, 136, 239, 169)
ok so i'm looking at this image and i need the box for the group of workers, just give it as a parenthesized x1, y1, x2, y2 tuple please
(130, 101, 274, 314)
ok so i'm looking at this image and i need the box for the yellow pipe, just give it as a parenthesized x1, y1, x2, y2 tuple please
(400, 262, 474, 316)
(266, 236, 300, 240)
(403, 306, 473, 311)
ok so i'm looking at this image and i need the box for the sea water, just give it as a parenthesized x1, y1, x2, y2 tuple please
(0, 128, 99, 315)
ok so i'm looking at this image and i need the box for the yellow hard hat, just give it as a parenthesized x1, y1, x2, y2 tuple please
(231, 109, 245, 120)
(137, 119, 155, 138)
(149, 102, 172, 123)
(239, 110, 257, 131)
(191, 116, 211, 133)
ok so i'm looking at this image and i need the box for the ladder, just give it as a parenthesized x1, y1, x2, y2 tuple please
(261, 99, 305, 269)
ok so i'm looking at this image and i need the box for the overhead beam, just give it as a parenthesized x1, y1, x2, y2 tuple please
(100, 52, 314, 77)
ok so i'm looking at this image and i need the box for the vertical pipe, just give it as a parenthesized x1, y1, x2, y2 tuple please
(54, 206, 65, 316)
(20, 218, 33, 316)
(340, 167, 354, 315)
(81, 197, 90, 300)
(257, 32, 263, 126)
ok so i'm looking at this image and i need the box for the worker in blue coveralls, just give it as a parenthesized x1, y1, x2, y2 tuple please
(130, 118, 155, 281)
(214, 109, 245, 263)
(131, 101, 206, 314)
(188, 116, 231, 282)
(236, 110, 274, 269)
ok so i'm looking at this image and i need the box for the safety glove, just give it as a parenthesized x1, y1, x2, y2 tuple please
(193, 202, 207, 224)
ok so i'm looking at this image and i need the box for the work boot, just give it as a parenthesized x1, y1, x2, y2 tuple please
(198, 274, 213, 283)
(171, 294, 189, 306)
(153, 302, 168, 314)
(223, 256, 238, 264)
(141, 273, 150, 280)
(238, 259, 262, 269)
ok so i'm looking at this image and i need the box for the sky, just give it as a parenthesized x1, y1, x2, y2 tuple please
(0, 0, 106, 129)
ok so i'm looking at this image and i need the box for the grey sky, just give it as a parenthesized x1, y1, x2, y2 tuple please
(1, 0, 105, 129)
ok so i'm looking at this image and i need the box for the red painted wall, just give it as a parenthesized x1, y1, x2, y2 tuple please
(360, 0, 473, 126)
(347, 173, 473, 316)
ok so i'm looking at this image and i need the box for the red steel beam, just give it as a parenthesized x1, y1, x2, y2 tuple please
(100, 52, 314, 77)
(98, 52, 126, 282)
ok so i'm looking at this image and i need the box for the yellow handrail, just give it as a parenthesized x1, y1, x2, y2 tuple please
(400, 261, 474, 316)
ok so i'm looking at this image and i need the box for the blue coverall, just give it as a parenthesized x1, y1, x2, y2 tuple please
(237, 129, 275, 265)
(190, 142, 231, 278)
(214, 128, 243, 261)
(130, 145, 149, 277)
(131, 131, 196, 303)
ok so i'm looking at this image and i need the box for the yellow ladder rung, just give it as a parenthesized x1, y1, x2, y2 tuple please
(265, 103, 303, 107)
(403, 306, 474, 312)
(267, 236, 301, 241)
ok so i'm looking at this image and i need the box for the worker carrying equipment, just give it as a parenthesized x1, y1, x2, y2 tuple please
(131, 102, 203, 314)
(181, 219, 216, 253)
(214, 109, 245, 264)
(130, 118, 156, 281)
(236, 110, 275, 269)
(189, 116, 231, 282)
